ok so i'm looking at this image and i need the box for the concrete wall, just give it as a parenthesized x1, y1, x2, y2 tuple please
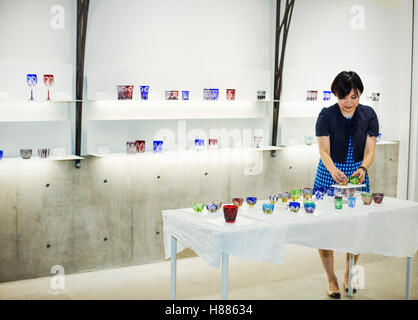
(0, 143, 399, 283)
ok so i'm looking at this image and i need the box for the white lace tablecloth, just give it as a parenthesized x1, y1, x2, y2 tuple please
(163, 197, 418, 268)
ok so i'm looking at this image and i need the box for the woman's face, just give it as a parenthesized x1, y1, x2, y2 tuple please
(337, 89, 360, 114)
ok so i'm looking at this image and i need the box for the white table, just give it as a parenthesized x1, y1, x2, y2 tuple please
(163, 196, 418, 299)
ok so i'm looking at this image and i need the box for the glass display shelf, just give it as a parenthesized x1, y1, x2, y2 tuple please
(88, 146, 284, 158)
(0, 119, 72, 123)
(0, 155, 84, 163)
(0, 100, 81, 103)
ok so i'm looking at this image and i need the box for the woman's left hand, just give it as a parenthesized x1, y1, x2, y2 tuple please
(352, 168, 366, 183)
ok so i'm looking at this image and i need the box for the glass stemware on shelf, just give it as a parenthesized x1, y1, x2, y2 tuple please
(43, 74, 54, 100)
(26, 74, 37, 100)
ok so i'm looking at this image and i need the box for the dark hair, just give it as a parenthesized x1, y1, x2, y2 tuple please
(331, 71, 364, 99)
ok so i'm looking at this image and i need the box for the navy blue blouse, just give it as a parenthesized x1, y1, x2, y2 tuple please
(315, 103, 379, 163)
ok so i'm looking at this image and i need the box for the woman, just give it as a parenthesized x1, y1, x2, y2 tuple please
(314, 71, 379, 298)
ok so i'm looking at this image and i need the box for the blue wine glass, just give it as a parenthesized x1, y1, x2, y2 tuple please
(27, 74, 37, 100)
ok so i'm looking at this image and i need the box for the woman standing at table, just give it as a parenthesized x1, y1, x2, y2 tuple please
(314, 71, 379, 298)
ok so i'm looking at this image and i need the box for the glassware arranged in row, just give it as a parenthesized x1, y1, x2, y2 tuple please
(191, 188, 385, 221)
(115, 86, 267, 101)
(192, 201, 237, 223)
(306, 90, 332, 101)
(361, 192, 384, 205)
(122, 136, 271, 154)
(18, 148, 50, 159)
(26, 74, 54, 100)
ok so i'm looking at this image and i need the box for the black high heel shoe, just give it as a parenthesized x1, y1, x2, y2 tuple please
(327, 286, 341, 299)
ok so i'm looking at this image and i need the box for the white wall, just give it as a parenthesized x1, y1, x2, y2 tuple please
(0, 0, 76, 157)
(280, 0, 413, 198)
(0, 0, 75, 98)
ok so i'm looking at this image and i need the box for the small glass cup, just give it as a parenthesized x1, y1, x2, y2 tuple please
(304, 200, 316, 214)
(361, 192, 373, 205)
(290, 189, 302, 201)
(209, 138, 218, 150)
(192, 203, 205, 213)
(257, 90, 266, 100)
(232, 198, 243, 207)
(182, 91, 189, 100)
(246, 197, 257, 207)
(194, 139, 205, 151)
(20, 149, 32, 159)
(372, 193, 384, 204)
(302, 188, 313, 201)
(349, 175, 359, 185)
(348, 196, 356, 208)
(135, 140, 145, 153)
(262, 203, 274, 214)
(38, 148, 50, 159)
(269, 194, 279, 204)
(289, 202, 301, 213)
(140, 85, 150, 100)
(153, 141, 163, 153)
(223, 205, 238, 223)
(126, 142, 136, 155)
(334, 196, 343, 210)
(206, 203, 218, 213)
(279, 192, 291, 203)
(226, 89, 236, 100)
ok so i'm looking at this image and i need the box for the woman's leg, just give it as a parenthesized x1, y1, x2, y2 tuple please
(318, 249, 339, 291)
(345, 253, 360, 285)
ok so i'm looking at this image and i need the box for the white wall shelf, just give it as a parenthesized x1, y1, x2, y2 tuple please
(85, 100, 271, 120)
(0, 100, 80, 103)
(0, 155, 83, 163)
(0, 99, 75, 157)
(88, 146, 284, 158)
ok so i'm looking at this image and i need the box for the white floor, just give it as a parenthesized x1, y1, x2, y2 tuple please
(0, 245, 416, 300)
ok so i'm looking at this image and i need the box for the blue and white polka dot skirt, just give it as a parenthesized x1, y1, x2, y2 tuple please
(313, 137, 370, 192)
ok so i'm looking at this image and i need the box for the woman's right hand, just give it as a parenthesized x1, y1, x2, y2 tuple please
(330, 167, 348, 184)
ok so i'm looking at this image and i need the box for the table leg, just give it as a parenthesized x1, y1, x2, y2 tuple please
(406, 257, 412, 300)
(170, 236, 177, 300)
(221, 252, 229, 300)
(348, 253, 354, 297)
